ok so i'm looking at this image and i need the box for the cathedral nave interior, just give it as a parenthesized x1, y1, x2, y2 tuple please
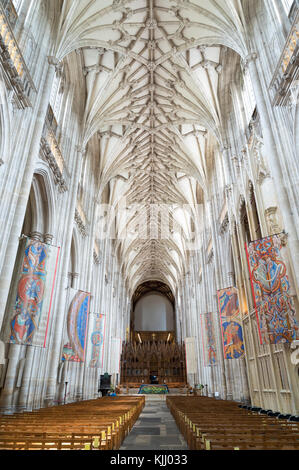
(0, 0, 298, 452)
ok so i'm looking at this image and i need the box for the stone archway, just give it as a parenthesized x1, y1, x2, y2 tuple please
(0, 169, 56, 413)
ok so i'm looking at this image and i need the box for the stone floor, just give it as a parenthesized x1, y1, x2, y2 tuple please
(120, 396, 189, 451)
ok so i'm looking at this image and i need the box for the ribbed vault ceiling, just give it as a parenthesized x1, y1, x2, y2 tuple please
(54, 0, 249, 295)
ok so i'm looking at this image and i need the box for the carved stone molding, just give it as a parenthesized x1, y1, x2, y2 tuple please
(0, 30, 36, 108)
(290, 340, 299, 366)
(264, 207, 282, 235)
(83, 64, 111, 76)
(248, 181, 255, 205)
(280, 231, 288, 247)
(75, 145, 87, 157)
(219, 213, 229, 235)
(270, 10, 299, 106)
(47, 56, 60, 67)
(224, 184, 233, 199)
(231, 154, 241, 174)
(238, 194, 246, 221)
(70, 272, 79, 282)
(30, 231, 43, 242)
(257, 168, 271, 186)
(41, 103, 68, 192)
(93, 250, 101, 265)
(243, 52, 258, 72)
(44, 234, 54, 245)
(207, 248, 214, 264)
(252, 138, 272, 185)
(75, 209, 87, 237)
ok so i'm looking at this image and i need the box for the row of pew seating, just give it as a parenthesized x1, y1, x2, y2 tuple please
(0, 396, 145, 450)
(167, 396, 299, 450)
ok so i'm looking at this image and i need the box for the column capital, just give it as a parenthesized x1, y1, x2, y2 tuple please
(220, 144, 230, 153)
(44, 234, 54, 245)
(47, 56, 60, 67)
(30, 231, 43, 242)
(224, 183, 233, 193)
(75, 145, 87, 156)
(243, 52, 258, 69)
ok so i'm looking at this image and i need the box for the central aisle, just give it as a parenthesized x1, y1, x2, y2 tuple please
(120, 396, 188, 451)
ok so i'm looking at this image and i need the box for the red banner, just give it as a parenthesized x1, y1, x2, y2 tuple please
(245, 234, 299, 345)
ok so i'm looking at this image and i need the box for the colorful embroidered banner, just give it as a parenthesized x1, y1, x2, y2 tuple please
(201, 312, 217, 366)
(88, 313, 106, 368)
(1, 237, 60, 348)
(61, 288, 90, 362)
(217, 287, 245, 359)
(245, 234, 299, 345)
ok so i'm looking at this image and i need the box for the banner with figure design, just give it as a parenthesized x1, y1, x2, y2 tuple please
(88, 313, 106, 368)
(217, 287, 245, 360)
(61, 288, 90, 362)
(1, 237, 60, 348)
(245, 234, 299, 345)
(201, 312, 217, 366)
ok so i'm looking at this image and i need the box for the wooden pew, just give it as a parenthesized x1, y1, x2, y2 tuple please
(0, 396, 145, 451)
(166, 396, 299, 451)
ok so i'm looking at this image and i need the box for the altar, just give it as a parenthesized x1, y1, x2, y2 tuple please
(138, 384, 169, 395)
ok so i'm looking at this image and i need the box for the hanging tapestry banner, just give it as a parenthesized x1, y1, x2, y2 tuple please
(88, 313, 106, 369)
(1, 237, 60, 348)
(201, 313, 217, 366)
(245, 234, 299, 345)
(61, 288, 90, 362)
(217, 287, 245, 359)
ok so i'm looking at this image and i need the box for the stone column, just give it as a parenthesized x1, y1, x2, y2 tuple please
(93, 368, 99, 398)
(195, 256, 203, 386)
(81, 201, 98, 400)
(57, 361, 68, 405)
(44, 146, 85, 406)
(206, 199, 228, 400)
(17, 345, 36, 411)
(69, 363, 77, 403)
(98, 240, 108, 372)
(220, 146, 233, 187)
(197, 241, 210, 390)
(0, 344, 23, 413)
(76, 363, 84, 401)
